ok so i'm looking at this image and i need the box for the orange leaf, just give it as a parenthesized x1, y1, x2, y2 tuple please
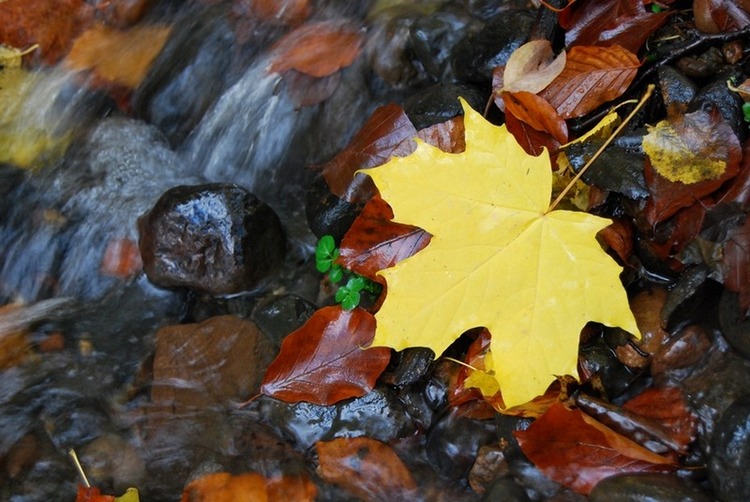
(514, 402, 677, 494)
(180, 472, 269, 502)
(65, 23, 171, 89)
(316, 437, 418, 500)
(268, 20, 362, 78)
(622, 387, 698, 453)
(502, 91, 568, 144)
(76, 485, 115, 502)
(261, 306, 391, 405)
(338, 194, 430, 283)
(249, 0, 311, 26)
(541, 45, 640, 119)
(503, 108, 560, 157)
(100, 237, 142, 278)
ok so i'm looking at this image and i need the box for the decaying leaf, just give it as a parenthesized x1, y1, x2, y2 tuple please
(65, 23, 171, 89)
(514, 402, 677, 494)
(261, 306, 391, 405)
(363, 99, 639, 408)
(180, 472, 316, 502)
(268, 20, 362, 78)
(541, 45, 640, 119)
(76, 486, 139, 502)
(316, 437, 418, 501)
(643, 108, 742, 184)
(502, 91, 568, 143)
(499, 40, 566, 96)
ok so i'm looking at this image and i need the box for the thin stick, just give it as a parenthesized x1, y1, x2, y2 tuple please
(443, 356, 483, 373)
(68, 449, 90, 488)
(547, 84, 655, 213)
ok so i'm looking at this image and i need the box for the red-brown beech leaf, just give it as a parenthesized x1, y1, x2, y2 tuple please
(338, 194, 431, 283)
(316, 437, 418, 501)
(502, 91, 568, 144)
(622, 386, 698, 454)
(719, 215, 750, 314)
(540, 45, 640, 119)
(694, 0, 750, 33)
(320, 104, 417, 203)
(514, 402, 677, 495)
(559, 0, 671, 53)
(504, 108, 560, 157)
(261, 306, 391, 405)
(643, 109, 742, 226)
(268, 20, 362, 78)
(247, 0, 311, 26)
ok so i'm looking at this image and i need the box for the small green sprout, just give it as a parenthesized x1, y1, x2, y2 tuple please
(651, 4, 663, 13)
(743, 102, 750, 123)
(315, 235, 383, 310)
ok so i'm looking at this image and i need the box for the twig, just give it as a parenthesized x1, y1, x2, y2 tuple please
(69, 449, 91, 488)
(547, 84, 655, 213)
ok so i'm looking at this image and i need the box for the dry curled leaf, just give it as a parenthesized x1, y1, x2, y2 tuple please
(500, 40, 566, 95)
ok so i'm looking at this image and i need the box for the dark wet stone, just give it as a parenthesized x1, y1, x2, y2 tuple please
(305, 173, 365, 242)
(41, 397, 112, 451)
(719, 290, 750, 361)
(138, 183, 286, 295)
(326, 385, 417, 442)
(688, 69, 746, 142)
(259, 397, 337, 449)
(133, 5, 235, 146)
(409, 6, 477, 82)
(252, 293, 318, 347)
(579, 336, 639, 399)
(451, 10, 535, 84)
(566, 141, 648, 200)
(681, 335, 750, 453)
(657, 66, 697, 113)
(509, 458, 568, 501)
(709, 394, 750, 501)
(482, 477, 530, 501)
(404, 83, 487, 130)
(380, 347, 434, 387)
(426, 409, 497, 480)
(652, 325, 713, 385)
(79, 433, 146, 493)
(591, 473, 712, 502)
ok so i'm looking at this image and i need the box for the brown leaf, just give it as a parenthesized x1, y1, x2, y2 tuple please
(559, 0, 671, 53)
(514, 402, 677, 494)
(0, 0, 94, 65)
(65, 23, 171, 89)
(316, 437, 418, 501)
(415, 115, 466, 154)
(504, 108, 560, 157)
(261, 306, 391, 405)
(597, 218, 634, 265)
(180, 472, 317, 502)
(502, 91, 568, 144)
(541, 45, 640, 119)
(643, 109, 742, 225)
(720, 215, 750, 313)
(268, 20, 362, 78)
(320, 104, 417, 202)
(100, 237, 142, 278)
(622, 387, 698, 453)
(245, 0, 311, 26)
(694, 0, 750, 33)
(500, 40, 566, 95)
(338, 194, 431, 283)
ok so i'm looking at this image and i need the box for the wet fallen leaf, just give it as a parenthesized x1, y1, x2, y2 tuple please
(503, 108, 560, 157)
(694, 0, 750, 33)
(719, 215, 750, 314)
(0, 0, 93, 64)
(560, 0, 671, 53)
(502, 91, 568, 143)
(268, 20, 362, 78)
(643, 108, 742, 184)
(76, 486, 139, 502)
(415, 115, 466, 154)
(514, 402, 677, 494)
(621, 386, 698, 453)
(540, 45, 640, 119)
(101, 237, 143, 278)
(246, 0, 311, 25)
(65, 23, 171, 89)
(320, 104, 417, 203)
(337, 194, 430, 283)
(499, 40, 566, 96)
(180, 472, 317, 502)
(363, 99, 639, 408)
(316, 437, 418, 501)
(261, 306, 391, 405)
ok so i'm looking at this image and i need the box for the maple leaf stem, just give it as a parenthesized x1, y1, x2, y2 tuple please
(547, 84, 655, 213)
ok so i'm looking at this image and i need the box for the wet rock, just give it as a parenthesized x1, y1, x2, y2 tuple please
(380, 347, 434, 387)
(252, 294, 317, 347)
(133, 5, 235, 146)
(451, 9, 535, 84)
(657, 66, 697, 114)
(590, 472, 712, 502)
(79, 433, 146, 493)
(652, 325, 713, 384)
(409, 6, 477, 82)
(687, 69, 746, 142)
(325, 385, 417, 442)
(680, 336, 750, 453)
(719, 290, 750, 361)
(426, 409, 497, 480)
(404, 83, 487, 130)
(151, 315, 276, 409)
(482, 477, 530, 502)
(259, 397, 337, 449)
(305, 173, 365, 242)
(709, 394, 750, 501)
(138, 183, 286, 295)
(41, 396, 112, 451)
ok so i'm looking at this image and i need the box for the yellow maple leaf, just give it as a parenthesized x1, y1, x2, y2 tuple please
(364, 100, 640, 408)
